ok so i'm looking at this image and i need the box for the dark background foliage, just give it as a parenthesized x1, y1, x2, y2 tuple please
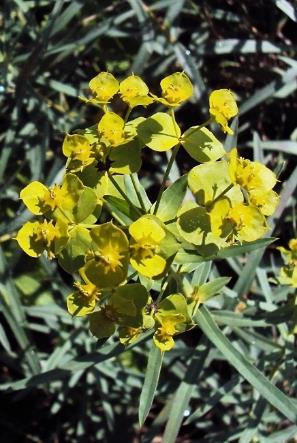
(0, 1, 296, 442)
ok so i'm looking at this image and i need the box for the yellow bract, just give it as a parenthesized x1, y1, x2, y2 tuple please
(67, 282, 100, 316)
(153, 313, 185, 351)
(129, 215, 167, 278)
(249, 189, 279, 216)
(98, 112, 126, 146)
(228, 148, 279, 216)
(20, 180, 71, 216)
(20, 181, 51, 215)
(158, 72, 193, 106)
(62, 134, 94, 169)
(226, 203, 267, 242)
(229, 149, 277, 192)
(89, 72, 119, 103)
(84, 223, 129, 288)
(16, 219, 67, 258)
(209, 89, 238, 134)
(119, 75, 153, 108)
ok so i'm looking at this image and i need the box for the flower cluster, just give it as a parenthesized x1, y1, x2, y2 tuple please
(16, 71, 279, 351)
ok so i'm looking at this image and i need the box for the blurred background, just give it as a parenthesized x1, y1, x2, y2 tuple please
(0, 1, 296, 442)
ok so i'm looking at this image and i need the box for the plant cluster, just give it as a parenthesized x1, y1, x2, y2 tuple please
(16, 72, 279, 351)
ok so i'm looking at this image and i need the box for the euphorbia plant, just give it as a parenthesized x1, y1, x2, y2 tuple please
(16, 71, 280, 353)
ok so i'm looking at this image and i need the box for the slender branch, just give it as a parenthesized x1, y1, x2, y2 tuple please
(124, 106, 132, 122)
(130, 174, 146, 213)
(210, 183, 234, 206)
(153, 145, 180, 216)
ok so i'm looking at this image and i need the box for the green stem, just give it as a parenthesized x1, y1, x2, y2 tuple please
(107, 172, 143, 216)
(78, 224, 97, 229)
(182, 117, 213, 139)
(211, 183, 234, 206)
(130, 174, 146, 213)
(124, 106, 132, 122)
(153, 145, 180, 216)
(170, 108, 180, 138)
(164, 217, 177, 225)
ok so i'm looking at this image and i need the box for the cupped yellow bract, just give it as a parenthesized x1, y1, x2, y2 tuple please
(20, 181, 70, 215)
(67, 281, 100, 316)
(16, 219, 68, 259)
(228, 148, 279, 216)
(98, 112, 128, 147)
(129, 215, 167, 278)
(89, 71, 119, 103)
(84, 222, 129, 288)
(119, 74, 153, 108)
(209, 89, 238, 134)
(20, 173, 98, 224)
(155, 72, 193, 107)
(225, 203, 267, 242)
(228, 149, 277, 191)
(62, 134, 95, 171)
(249, 189, 279, 216)
(153, 314, 185, 351)
(153, 293, 191, 351)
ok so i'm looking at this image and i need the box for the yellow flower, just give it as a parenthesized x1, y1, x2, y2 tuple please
(248, 189, 279, 216)
(228, 149, 277, 192)
(209, 89, 238, 134)
(129, 215, 167, 278)
(98, 112, 127, 147)
(119, 74, 153, 108)
(20, 181, 67, 215)
(152, 72, 193, 107)
(84, 223, 129, 288)
(67, 281, 100, 316)
(228, 149, 279, 216)
(88, 72, 119, 103)
(16, 219, 68, 259)
(62, 134, 95, 170)
(153, 313, 185, 351)
(226, 203, 267, 242)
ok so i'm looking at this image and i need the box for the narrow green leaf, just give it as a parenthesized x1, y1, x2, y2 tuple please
(194, 39, 284, 55)
(240, 67, 297, 115)
(274, 0, 297, 22)
(151, 175, 187, 222)
(175, 238, 276, 265)
(194, 306, 297, 423)
(197, 277, 231, 303)
(184, 374, 241, 424)
(162, 338, 209, 443)
(139, 345, 163, 426)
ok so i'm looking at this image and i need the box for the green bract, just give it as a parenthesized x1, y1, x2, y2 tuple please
(137, 112, 180, 152)
(89, 284, 151, 340)
(182, 126, 225, 162)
